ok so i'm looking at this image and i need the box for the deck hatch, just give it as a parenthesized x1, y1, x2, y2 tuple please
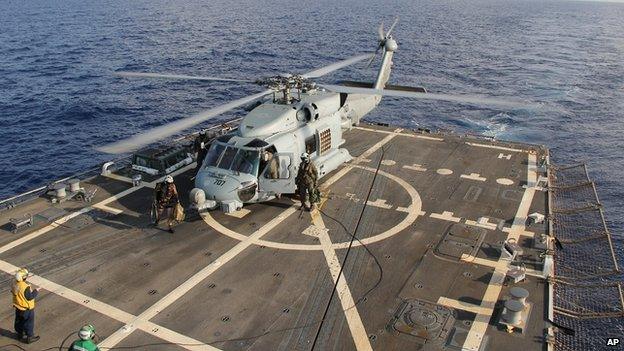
(388, 299, 455, 344)
(435, 223, 487, 261)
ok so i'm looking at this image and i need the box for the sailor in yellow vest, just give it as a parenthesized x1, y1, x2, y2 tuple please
(11, 268, 41, 344)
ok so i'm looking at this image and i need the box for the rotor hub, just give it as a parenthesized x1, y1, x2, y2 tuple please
(257, 75, 316, 92)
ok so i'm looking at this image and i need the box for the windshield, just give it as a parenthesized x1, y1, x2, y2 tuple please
(231, 149, 260, 175)
(204, 143, 260, 176)
(205, 144, 225, 167)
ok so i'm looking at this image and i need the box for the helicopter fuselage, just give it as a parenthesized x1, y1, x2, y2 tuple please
(191, 89, 380, 211)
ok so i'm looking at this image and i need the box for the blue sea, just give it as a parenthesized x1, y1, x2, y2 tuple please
(1, 0, 623, 241)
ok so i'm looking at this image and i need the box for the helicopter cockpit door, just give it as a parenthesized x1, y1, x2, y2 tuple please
(258, 153, 297, 194)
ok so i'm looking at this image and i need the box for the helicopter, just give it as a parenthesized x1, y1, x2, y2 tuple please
(99, 20, 531, 212)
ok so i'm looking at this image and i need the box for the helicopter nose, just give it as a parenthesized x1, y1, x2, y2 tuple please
(195, 169, 257, 203)
(196, 174, 236, 201)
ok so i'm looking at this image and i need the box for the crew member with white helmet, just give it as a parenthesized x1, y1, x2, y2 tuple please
(295, 152, 320, 211)
(69, 324, 100, 351)
(154, 175, 180, 233)
(11, 268, 41, 344)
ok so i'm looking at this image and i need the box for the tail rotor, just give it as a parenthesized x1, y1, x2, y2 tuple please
(367, 17, 399, 67)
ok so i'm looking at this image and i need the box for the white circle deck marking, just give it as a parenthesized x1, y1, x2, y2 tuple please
(202, 165, 422, 251)
(437, 168, 453, 175)
(497, 178, 514, 185)
(381, 159, 396, 166)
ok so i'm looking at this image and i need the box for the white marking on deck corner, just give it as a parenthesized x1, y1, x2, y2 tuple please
(498, 153, 512, 160)
(310, 211, 373, 351)
(461, 153, 538, 351)
(100, 206, 298, 349)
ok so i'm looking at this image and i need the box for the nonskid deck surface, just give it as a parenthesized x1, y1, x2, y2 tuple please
(0, 124, 550, 350)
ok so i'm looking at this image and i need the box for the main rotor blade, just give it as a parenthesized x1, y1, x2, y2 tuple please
(377, 22, 385, 41)
(386, 17, 399, 37)
(320, 84, 538, 110)
(302, 53, 374, 79)
(98, 89, 273, 154)
(115, 71, 255, 83)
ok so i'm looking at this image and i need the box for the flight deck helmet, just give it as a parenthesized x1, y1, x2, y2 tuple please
(14, 268, 32, 282)
(78, 324, 95, 340)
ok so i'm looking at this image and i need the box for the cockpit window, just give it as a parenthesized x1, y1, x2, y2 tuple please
(205, 144, 225, 167)
(231, 149, 260, 175)
(204, 143, 261, 176)
(217, 147, 238, 170)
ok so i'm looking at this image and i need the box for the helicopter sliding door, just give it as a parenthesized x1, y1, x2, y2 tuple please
(258, 153, 297, 194)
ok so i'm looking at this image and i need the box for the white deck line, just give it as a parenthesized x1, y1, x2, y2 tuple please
(100, 207, 297, 349)
(92, 203, 124, 215)
(461, 153, 538, 351)
(429, 211, 462, 223)
(310, 211, 373, 351)
(466, 142, 525, 153)
(437, 297, 489, 316)
(402, 164, 427, 172)
(354, 126, 444, 141)
(460, 173, 487, 182)
(0, 260, 214, 351)
(465, 218, 497, 231)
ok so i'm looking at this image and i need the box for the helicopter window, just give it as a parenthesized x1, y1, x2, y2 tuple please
(296, 108, 311, 122)
(134, 156, 149, 168)
(205, 144, 226, 168)
(230, 149, 260, 175)
(218, 147, 238, 170)
(262, 154, 290, 179)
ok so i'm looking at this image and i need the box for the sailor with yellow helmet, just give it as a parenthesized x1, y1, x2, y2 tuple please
(11, 267, 41, 344)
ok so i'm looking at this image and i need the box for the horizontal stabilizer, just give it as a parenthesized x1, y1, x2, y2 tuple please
(340, 80, 427, 93)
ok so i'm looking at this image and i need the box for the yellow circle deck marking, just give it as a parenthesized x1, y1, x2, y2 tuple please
(202, 165, 422, 251)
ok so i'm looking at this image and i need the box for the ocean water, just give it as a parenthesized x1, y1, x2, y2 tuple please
(1, 0, 623, 240)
